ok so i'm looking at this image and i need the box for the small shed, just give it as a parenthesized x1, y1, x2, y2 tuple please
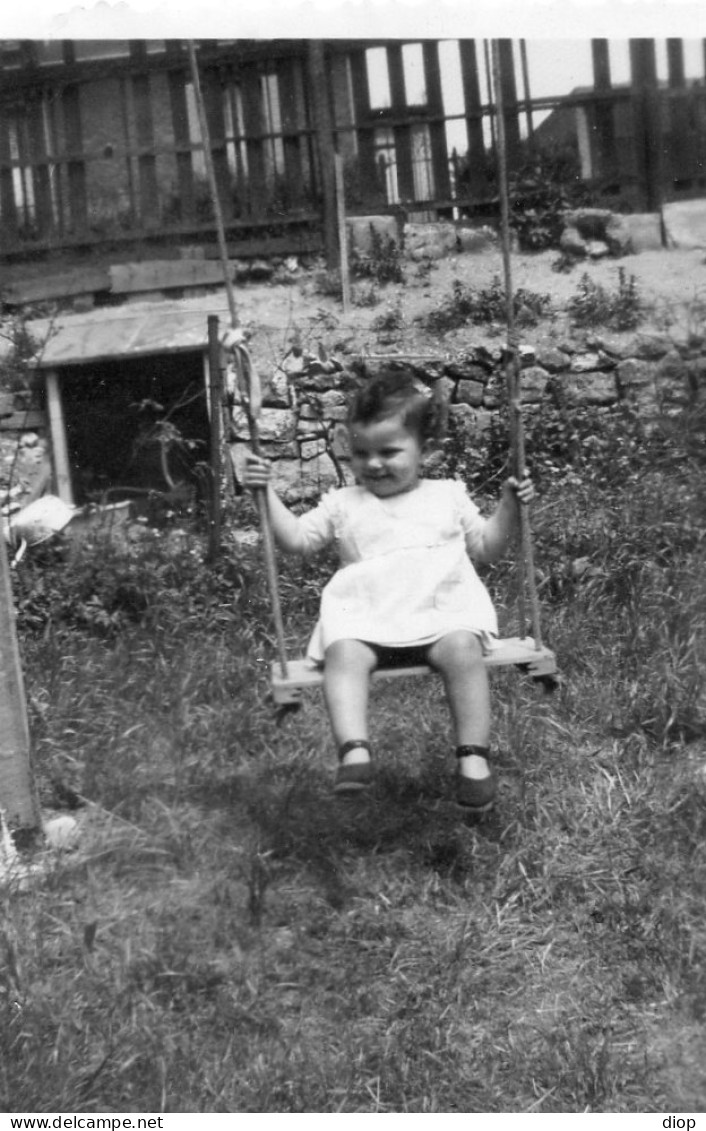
(19, 296, 232, 506)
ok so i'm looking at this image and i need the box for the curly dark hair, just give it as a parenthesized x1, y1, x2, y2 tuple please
(347, 369, 446, 445)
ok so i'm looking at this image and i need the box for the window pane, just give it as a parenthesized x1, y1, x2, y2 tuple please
(366, 47, 391, 109)
(402, 42, 426, 105)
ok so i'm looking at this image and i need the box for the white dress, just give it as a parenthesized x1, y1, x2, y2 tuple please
(296, 479, 498, 662)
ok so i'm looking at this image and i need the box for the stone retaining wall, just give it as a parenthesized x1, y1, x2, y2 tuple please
(1, 328, 701, 514)
(229, 329, 702, 503)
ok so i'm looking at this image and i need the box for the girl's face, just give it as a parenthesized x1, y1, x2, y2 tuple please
(349, 414, 424, 497)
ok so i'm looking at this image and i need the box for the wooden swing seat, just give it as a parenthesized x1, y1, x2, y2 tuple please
(271, 635, 557, 705)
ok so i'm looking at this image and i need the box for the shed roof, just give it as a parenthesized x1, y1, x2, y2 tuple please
(19, 296, 234, 369)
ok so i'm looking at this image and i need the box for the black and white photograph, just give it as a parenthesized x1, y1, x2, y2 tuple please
(1, 0, 705, 1119)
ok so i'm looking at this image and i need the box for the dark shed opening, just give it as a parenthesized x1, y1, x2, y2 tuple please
(59, 351, 210, 509)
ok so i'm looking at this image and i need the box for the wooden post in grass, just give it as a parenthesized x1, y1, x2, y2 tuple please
(629, 39, 663, 214)
(207, 314, 222, 562)
(307, 40, 338, 271)
(0, 525, 40, 831)
(334, 152, 351, 314)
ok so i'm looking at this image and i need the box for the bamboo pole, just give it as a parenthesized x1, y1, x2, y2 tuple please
(187, 42, 237, 328)
(334, 152, 351, 314)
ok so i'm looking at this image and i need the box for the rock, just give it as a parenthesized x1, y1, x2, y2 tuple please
(298, 371, 345, 393)
(623, 213, 663, 253)
(457, 226, 498, 253)
(229, 443, 344, 501)
(444, 361, 489, 383)
(434, 376, 456, 405)
(686, 358, 706, 398)
(325, 406, 350, 422)
(319, 390, 348, 408)
(452, 400, 491, 429)
(449, 402, 492, 437)
(474, 344, 503, 367)
(535, 345, 570, 372)
(590, 333, 639, 360)
(519, 365, 550, 402)
(281, 351, 306, 378)
(422, 450, 447, 475)
(563, 208, 613, 238)
(297, 417, 326, 438)
(262, 368, 290, 408)
(231, 407, 297, 443)
(616, 358, 654, 395)
(663, 199, 706, 250)
(404, 221, 457, 260)
(455, 380, 484, 408)
(656, 350, 691, 406)
(331, 423, 350, 459)
(655, 350, 688, 384)
(410, 243, 446, 262)
(299, 439, 328, 461)
(232, 529, 260, 548)
(569, 352, 607, 373)
(248, 259, 274, 281)
(560, 373, 618, 405)
(482, 385, 503, 408)
(634, 334, 672, 361)
(560, 227, 587, 256)
(605, 215, 633, 256)
(570, 556, 593, 579)
(271, 453, 347, 502)
(297, 402, 321, 421)
(587, 240, 610, 259)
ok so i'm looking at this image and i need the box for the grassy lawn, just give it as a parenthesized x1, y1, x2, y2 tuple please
(2, 397, 705, 1113)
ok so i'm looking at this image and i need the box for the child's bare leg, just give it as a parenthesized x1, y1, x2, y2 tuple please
(323, 639, 378, 763)
(426, 631, 491, 779)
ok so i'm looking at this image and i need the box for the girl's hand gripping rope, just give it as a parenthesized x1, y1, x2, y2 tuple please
(504, 469, 534, 506)
(242, 452, 273, 490)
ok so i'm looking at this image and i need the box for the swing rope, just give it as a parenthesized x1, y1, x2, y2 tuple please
(188, 41, 289, 679)
(491, 40, 544, 650)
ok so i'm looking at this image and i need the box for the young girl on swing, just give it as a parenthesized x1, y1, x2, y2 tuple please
(242, 369, 533, 813)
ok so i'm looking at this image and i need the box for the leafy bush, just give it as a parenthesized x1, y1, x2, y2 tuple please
(371, 300, 405, 336)
(352, 282, 381, 308)
(351, 225, 405, 286)
(507, 146, 592, 251)
(12, 528, 271, 640)
(425, 277, 551, 334)
(0, 315, 40, 392)
(567, 268, 643, 331)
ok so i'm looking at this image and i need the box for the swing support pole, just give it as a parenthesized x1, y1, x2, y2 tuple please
(491, 40, 544, 650)
(188, 41, 289, 679)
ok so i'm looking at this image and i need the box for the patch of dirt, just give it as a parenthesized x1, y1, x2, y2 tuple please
(229, 245, 706, 362)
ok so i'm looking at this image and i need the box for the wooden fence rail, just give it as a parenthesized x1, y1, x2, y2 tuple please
(1, 37, 705, 261)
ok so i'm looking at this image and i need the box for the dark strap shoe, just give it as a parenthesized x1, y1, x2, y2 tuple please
(334, 740, 373, 793)
(455, 745, 496, 813)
